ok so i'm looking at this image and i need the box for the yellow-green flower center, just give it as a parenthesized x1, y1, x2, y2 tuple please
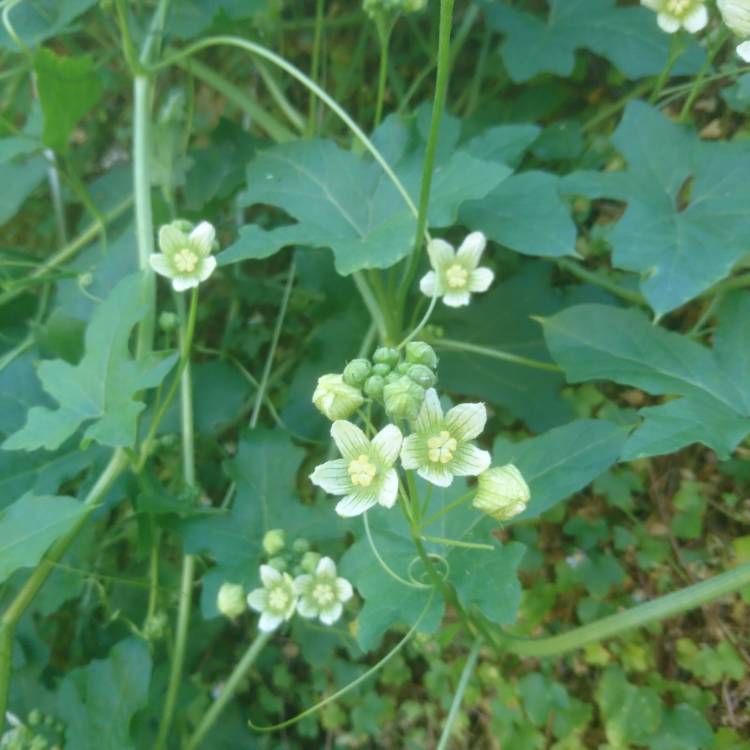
(348, 454, 377, 487)
(667, 0, 690, 15)
(427, 430, 458, 464)
(174, 248, 199, 273)
(445, 263, 468, 289)
(269, 587, 289, 611)
(312, 583, 335, 606)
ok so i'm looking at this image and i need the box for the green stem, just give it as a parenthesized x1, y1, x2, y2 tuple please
(0, 449, 128, 731)
(250, 260, 295, 429)
(501, 561, 750, 657)
(185, 631, 272, 750)
(431, 338, 561, 372)
(419, 490, 474, 530)
(154, 290, 199, 750)
(352, 271, 390, 343)
(679, 28, 730, 123)
(373, 19, 392, 128)
(556, 258, 647, 306)
(421, 534, 493, 551)
(436, 639, 481, 750)
(649, 33, 682, 103)
(396, 0, 454, 321)
(307, 0, 325, 135)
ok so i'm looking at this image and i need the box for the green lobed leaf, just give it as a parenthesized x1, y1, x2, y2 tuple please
(0, 0, 96, 49)
(0, 156, 48, 226)
(221, 123, 508, 274)
(562, 101, 750, 315)
(33, 48, 102, 153)
(3, 274, 177, 452)
(492, 419, 630, 520)
(540, 303, 750, 459)
(57, 638, 152, 750)
(0, 494, 87, 583)
(479, 0, 703, 83)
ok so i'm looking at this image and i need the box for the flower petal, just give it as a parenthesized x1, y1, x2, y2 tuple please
(198, 255, 217, 282)
(427, 238, 455, 270)
(418, 463, 453, 487)
(419, 270, 439, 298)
(331, 420, 370, 460)
(172, 275, 199, 292)
(189, 220, 216, 255)
(320, 601, 343, 625)
(442, 289, 471, 307)
(400, 433, 427, 470)
(297, 596, 318, 618)
(149, 253, 172, 278)
(738, 40, 750, 61)
(468, 267, 494, 293)
(377, 468, 399, 508)
(260, 564, 282, 587)
(258, 611, 283, 632)
(446, 401, 487, 441)
(316, 556, 337, 578)
(455, 231, 486, 269)
(683, 4, 708, 32)
(335, 577, 354, 602)
(414, 388, 444, 434)
(449, 443, 491, 477)
(656, 12, 680, 32)
(310, 459, 351, 495)
(335, 491, 378, 517)
(372, 424, 402, 465)
(159, 224, 186, 255)
(246, 588, 267, 612)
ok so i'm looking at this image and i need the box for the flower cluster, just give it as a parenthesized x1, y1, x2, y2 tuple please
(150, 219, 218, 292)
(312, 341, 438, 423)
(216, 532, 355, 633)
(420, 232, 494, 308)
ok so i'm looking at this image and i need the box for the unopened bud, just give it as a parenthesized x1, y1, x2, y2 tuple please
(301, 551, 321, 573)
(364, 374, 385, 400)
(373, 346, 399, 367)
(383, 376, 424, 421)
(292, 537, 311, 554)
(473, 464, 530, 521)
(342, 358, 372, 387)
(407, 364, 436, 389)
(217, 582, 246, 619)
(143, 610, 169, 640)
(371, 362, 392, 377)
(312, 374, 364, 421)
(268, 556, 287, 572)
(262, 528, 286, 556)
(159, 311, 179, 331)
(405, 341, 438, 369)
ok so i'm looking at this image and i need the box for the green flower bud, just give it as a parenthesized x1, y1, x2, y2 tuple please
(472, 464, 530, 521)
(385, 372, 400, 385)
(405, 341, 438, 369)
(28, 710, 42, 727)
(262, 528, 286, 556)
(371, 362, 391, 377)
(143, 611, 168, 640)
(384, 376, 425, 421)
(342, 358, 372, 388)
(364, 374, 385, 400)
(217, 582, 246, 619)
(373, 346, 399, 367)
(301, 551, 321, 573)
(292, 537, 311, 554)
(159, 311, 179, 331)
(268, 556, 288, 572)
(396, 361, 412, 375)
(78, 271, 93, 288)
(312, 373, 364, 421)
(406, 364, 436, 389)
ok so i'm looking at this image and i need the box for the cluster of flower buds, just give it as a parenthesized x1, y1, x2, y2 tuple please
(217, 531, 355, 633)
(313, 342, 438, 423)
(0, 710, 64, 750)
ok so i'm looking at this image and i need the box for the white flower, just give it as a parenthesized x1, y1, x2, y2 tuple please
(312, 374, 365, 421)
(719, 0, 750, 58)
(738, 40, 750, 59)
(472, 464, 530, 521)
(246, 565, 298, 632)
(419, 232, 493, 307)
(310, 420, 402, 517)
(400, 388, 490, 488)
(641, 0, 709, 33)
(149, 220, 218, 292)
(293, 556, 354, 625)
